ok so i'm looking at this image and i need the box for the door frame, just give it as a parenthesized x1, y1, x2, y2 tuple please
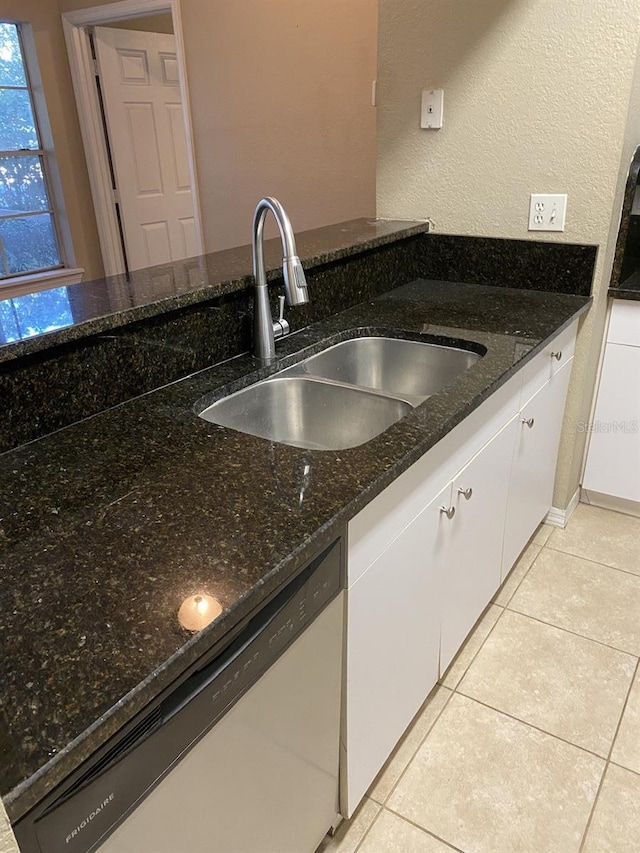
(62, 0, 204, 276)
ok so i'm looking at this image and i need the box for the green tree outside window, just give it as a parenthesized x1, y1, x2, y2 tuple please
(0, 22, 63, 277)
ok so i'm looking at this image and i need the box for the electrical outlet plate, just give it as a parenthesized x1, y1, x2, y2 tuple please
(528, 194, 567, 231)
(421, 89, 444, 129)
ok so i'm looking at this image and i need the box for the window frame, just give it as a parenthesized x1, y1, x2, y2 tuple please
(0, 21, 83, 293)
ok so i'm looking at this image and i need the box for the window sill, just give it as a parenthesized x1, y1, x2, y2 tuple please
(0, 268, 85, 299)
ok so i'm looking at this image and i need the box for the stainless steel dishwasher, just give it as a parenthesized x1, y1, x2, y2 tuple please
(14, 540, 344, 853)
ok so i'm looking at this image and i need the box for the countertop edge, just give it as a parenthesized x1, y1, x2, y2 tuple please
(608, 285, 640, 301)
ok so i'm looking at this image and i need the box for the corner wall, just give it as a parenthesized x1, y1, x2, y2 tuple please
(377, 0, 640, 509)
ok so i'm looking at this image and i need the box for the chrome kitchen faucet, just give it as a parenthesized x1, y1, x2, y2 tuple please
(252, 197, 309, 362)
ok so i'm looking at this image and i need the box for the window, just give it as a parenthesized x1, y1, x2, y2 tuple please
(0, 22, 64, 280)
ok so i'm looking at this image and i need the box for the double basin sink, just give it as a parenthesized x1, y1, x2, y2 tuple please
(198, 336, 482, 451)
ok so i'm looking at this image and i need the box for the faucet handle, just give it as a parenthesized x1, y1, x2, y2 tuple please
(273, 295, 290, 341)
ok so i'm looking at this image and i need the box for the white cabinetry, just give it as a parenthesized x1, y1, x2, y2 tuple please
(502, 358, 573, 574)
(583, 301, 640, 507)
(342, 321, 577, 817)
(342, 481, 449, 813)
(440, 418, 518, 671)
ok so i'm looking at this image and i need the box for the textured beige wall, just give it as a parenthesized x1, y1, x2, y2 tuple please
(6, 0, 105, 279)
(377, 0, 640, 509)
(0, 799, 18, 853)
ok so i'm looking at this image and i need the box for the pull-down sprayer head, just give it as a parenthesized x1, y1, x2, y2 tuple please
(282, 254, 309, 306)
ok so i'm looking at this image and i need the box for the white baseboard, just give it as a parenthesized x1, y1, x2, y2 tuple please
(581, 489, 640, 518)
(544, 488, 581, 528)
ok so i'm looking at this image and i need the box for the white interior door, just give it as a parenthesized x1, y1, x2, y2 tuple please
(94, 26, 198, 271)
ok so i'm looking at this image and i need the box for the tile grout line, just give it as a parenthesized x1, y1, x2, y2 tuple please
(543, 542, 640, 579)
(609, 759, 640, 780)
(494, 543, 543, 608)
(452, 691, 611, 763)
(382, 805, 467, 852)
(578, 656, 640, 852)
(441, 602, 506, 691)
(351, 802, 385, 853)
(369, 685, 454, 810)
(505, 602, 640, 658)
(449, 602, 506, 693)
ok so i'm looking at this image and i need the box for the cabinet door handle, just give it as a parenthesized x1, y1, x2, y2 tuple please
(521, 417, 535, 428)
(440, 505, 456, 519)
(550, 350, 562, 361)
(457, 487, 473, 500)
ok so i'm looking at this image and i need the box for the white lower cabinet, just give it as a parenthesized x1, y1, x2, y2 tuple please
(342, 482, 449, 814)
(341, 322, 577, 819)
(583, 301, 640, 506)
(440, 417, 518, 671)
(502, 358, 573, 574)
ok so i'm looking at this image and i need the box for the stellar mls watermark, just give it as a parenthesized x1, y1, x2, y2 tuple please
(578, 420, 639, 434)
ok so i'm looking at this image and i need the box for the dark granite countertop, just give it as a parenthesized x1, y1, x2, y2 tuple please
(0, 218, 429, 364)
(609, 144, 640, 301)
(0, 279, 590, 822)
(611, 267, 640, 300)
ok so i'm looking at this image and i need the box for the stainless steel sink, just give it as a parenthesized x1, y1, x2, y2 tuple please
(199, 376, 412, 450)
(287, 337, 482, 406)
(198, 335, 482, 450)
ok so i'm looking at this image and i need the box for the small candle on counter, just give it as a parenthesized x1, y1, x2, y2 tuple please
(178, 593, 223, 632)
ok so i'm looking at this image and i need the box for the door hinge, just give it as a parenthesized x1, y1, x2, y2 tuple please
(112, 187, 120, 205)
(93, 58, 100, 77)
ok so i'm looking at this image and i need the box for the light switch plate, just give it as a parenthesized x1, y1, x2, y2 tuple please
(528, 194, 567, 231)
(421, 89, 444, 129)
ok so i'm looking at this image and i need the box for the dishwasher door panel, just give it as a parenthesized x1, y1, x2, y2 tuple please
(97, 593, 344, 853)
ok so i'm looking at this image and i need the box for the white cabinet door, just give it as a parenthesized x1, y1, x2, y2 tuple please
(502, 358, 573, 574)
(342, 482, 450, 817)
(583, 343, 640, 503)
(440, 417, 518, 672)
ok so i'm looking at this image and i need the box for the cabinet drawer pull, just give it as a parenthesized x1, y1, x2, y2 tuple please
(551, 350, 562, 361)
(457, 487, 473, 500)
(440, 505, 456, 520)
(521, 417, 535, 429)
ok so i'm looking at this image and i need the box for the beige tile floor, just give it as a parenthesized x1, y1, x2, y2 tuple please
(318, 503, 640, 853)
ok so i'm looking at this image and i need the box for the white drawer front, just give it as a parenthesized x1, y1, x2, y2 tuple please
(520, 320, 577, 407)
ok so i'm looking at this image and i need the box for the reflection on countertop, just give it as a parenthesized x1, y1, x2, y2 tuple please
(0, 286, 73, 343)
(0, 218, 430, 363)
